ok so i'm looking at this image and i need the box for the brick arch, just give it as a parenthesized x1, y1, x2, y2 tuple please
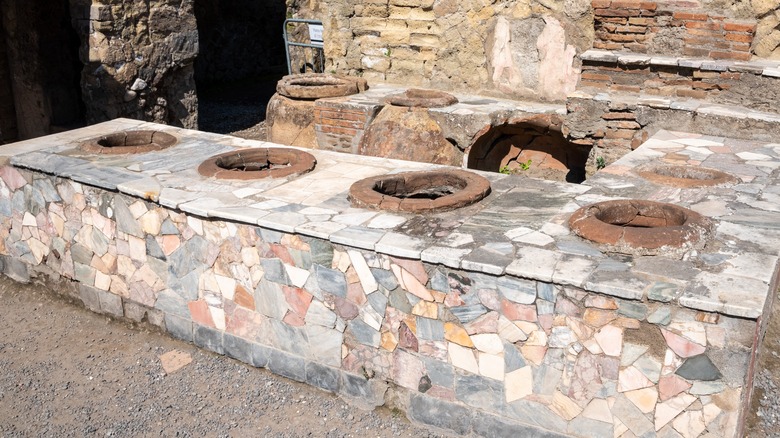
(465, 115, 591, 183)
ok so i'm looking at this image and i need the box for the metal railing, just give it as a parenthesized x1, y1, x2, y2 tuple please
(283, 19, 325, 75)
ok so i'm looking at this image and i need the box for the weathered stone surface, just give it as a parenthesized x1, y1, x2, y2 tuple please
(455, 373, 504, 413)
(357, 106, 461, 166)
(305, 362, 341, 393)
(266, 94, 318, 148)
(223, 333, 252, 364)
(73, 0, 198, 128)
(408, 394, 472, 436)
(193, 324, 224, 355)
(676, 354, 723, 381)
(267, 348, 306, 383)
(475, 412, 568, 438)
(164, 314, 193, 342)
(315, 265, 347, 297)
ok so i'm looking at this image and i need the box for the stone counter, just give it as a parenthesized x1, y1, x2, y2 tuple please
(0, 119, 777, 437)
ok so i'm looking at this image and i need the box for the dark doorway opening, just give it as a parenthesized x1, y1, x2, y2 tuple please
(0, 0, 85, 142)
(194, 0, 288, 139)
(466, 116, 591, 184)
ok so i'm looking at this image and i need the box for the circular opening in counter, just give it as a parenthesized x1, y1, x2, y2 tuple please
(636, 164, 738, 188)
(568, 199, 713, 254)
(80, 130, 178, 154)
(385, 88, 458, 108)
(276, 73, 367, 99)
(198, 148, 316, 180)
(348, 169, 491, 213)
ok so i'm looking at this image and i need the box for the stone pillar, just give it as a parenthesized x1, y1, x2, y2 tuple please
(73, 0, 198, 128)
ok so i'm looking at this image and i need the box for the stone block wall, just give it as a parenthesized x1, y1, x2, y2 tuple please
(0, 164, 756, 437)
(290, 0, 592, 101)
(69, 0, 198, 128)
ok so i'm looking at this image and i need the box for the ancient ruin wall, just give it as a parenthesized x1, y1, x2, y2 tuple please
(289, 0, 594, 101)
(286, 0, 780, 100)
(71, 0, 198, 128)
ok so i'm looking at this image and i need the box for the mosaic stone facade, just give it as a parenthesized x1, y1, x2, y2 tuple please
(0, 164, 756, 437)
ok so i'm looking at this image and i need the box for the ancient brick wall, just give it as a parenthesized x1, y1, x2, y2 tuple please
(593, 1, 757, 61)
(579, 57, 780, 111)
(314, 100, 379, 154)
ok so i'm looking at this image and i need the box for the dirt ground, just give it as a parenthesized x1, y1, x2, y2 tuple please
(0, 278, 451, 437)
(197, 75, 277, 142)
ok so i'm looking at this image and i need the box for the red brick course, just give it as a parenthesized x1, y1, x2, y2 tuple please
(592, 0, 756, 57)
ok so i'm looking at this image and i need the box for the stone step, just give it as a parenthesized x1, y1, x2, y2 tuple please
(592, 0, 758, 59)
(563, 88, 780, 164)
(578, 49, 780, 114)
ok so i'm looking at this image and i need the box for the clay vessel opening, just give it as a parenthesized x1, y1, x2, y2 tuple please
(349, 169, 490, 213)
(80, 130, 178, 154)
(276, 73, 368, 100)
(198, 148, 316, 180)
(636, 165, 738, 188)
(568, 199, 713, 254)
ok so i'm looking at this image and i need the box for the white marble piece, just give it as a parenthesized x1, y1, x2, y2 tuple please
(292, 221, 345, 240)
(365, 213, 407, 229)
(505, 246, 560, 282)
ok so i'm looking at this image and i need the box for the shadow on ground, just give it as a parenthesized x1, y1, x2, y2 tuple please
(197, 74, 281, 136)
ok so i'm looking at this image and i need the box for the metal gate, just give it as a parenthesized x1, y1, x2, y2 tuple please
(283, 19, 325, 75)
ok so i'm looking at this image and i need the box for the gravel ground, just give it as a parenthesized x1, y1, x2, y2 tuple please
(745, 283, 780, 437)
(0, 278, 452, 437)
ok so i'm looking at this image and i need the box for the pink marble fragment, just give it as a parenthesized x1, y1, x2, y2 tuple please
(0, 166, 27, 190)
(465, 311, 500, 334)
(334, 296, 359, 320)
(502, 300, 538, 322)
(346, 281, 367, 306)
(658, 375, 692, 401)
(189, 300, 215, 328)
(661, 328, 706, 358)
(226, 307, 265, 339)
(283, 286, 312, 317)
(555, 298, 582, 317)
(390, 256, 428, 285)
(283, 311, 306, 327)
(398, 322, 418, 352)
(444, 291, 465, 307)
(538, 314, 553, 333)
(271, 244, 295, 266)
(425, 385, 456, 401)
